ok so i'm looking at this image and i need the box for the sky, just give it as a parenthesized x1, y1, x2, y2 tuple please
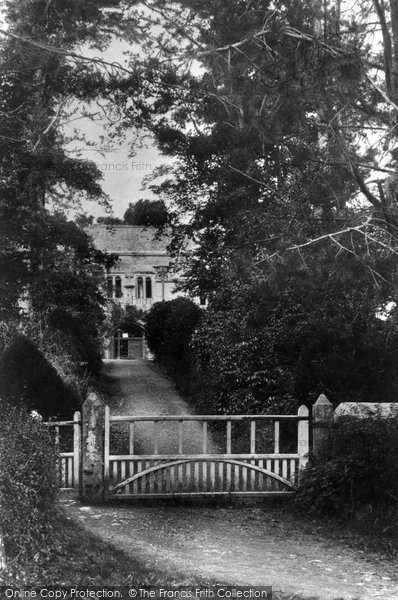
(64, 109, 173, 219)
(62, 38, 175, 219)
(67, 124, 171, 218)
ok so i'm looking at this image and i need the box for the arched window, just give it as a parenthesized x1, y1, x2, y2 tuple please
(137, 276, 143, 298)
(115, 276, 122, 298)
(145, 277, 152, 299)
(107, 276, 113, 298)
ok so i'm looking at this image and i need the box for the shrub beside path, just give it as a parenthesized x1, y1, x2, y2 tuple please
(63, 360, 398, 600)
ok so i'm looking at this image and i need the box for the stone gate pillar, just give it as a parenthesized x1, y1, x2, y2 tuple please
(312, 394, 334, 460)
(82, 391, 105, 503)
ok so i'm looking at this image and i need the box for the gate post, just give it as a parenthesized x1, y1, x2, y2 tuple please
(312, 394, 334, 460)
(73, 411, 82, 490)
(297, 405, 309, 472)
(82, 392, 105, 503)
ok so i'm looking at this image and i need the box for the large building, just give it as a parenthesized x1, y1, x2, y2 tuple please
(89, 224, 177, 309)
(88, 224, 178, 359)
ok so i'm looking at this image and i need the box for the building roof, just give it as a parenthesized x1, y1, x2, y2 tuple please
(87, 225, 170, 256)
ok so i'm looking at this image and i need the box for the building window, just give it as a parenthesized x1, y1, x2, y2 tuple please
(107, 276, 113, 298)
(137, 276, 144, 298)
(107, 275, 123, 298)
(115, 276, 122, 298)
(145, 277, 152, 299)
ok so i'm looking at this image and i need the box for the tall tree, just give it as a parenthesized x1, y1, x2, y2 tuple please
(118, 0, 398, 295)
(123, 199, 169, 226)
(0, 0, 127, 319)
(115, 0, 398, 409)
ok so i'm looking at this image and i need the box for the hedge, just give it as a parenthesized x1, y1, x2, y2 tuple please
(0, 335, 79, 419)
(295, 416, 398, 526)
(0, 401, 59, 561)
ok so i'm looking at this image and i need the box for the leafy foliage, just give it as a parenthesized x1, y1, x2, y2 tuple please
(0, 336, 79, 419)
(145, 298, 202, 394)
(183, 245, 398, 414)
(114, 0, 398, 414)
(47, 308, 103, 376)
(0, 0, 125, 353)
(123, 199, 169, 227)
(146, 297, 202, 361)
(295, 416, 398, 525)
(97, 216, 123, 225)
(0, 401, 59, 561)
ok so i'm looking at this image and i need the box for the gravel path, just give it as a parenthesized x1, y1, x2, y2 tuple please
(63, 360, 398, 600)
(102, 358, 218, 454)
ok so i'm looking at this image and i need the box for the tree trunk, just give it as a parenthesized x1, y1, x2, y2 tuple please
(390, 0, 398, 104)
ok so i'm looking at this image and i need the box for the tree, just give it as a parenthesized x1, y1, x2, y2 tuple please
(114, 0, 398, 410)
(146, 297, 202, 360)
(115, 1, 398, 285)
(97, 216, 123, 225)
(0, 0, 127, 317)
(74, 213, 95, 228)
(0, 335, 79, 418)
(123, 199, 169, 227)
(0, 0, 132, 412)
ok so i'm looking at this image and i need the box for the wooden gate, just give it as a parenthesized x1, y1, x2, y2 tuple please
(45, 412, 81, 493)
(104, 406, 309, 499)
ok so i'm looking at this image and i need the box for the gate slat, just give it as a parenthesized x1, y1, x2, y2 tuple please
(178, 421, 183, 454)
(282, 459, 288, 481)
(210, 461, 216, 491)
(250, 459, 256, 490)
(242, 461, 247, 491)
(194, 461, 200, 492)
(250, 421, 256, 453)
(202, 421, 207, 454)
(202, 461, 207, 492)
(290, 459, 296, 485)
(137, 460, 142, 493)
(170, 464, 175, 491)
(234, 464, 239, 491)
(274, 421, 280, 453)
(112, 460, 118, 486)
(266, 459, 272, 490)
(146, 460, 152, 494)
(129, 422, 134, 454)
(274, 459, 280, 491)
(226, 421, 232, 453)
(178, 461, 183, 491)
(153, 422, 159, 455)
(132, 461, 138, 494)
(218, 461, 224, 492)
(258, 459, 264, 489)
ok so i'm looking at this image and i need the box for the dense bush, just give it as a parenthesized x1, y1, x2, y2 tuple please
(0, 335, 79, 419)
(171, 270, 398, 415)
(295, 416, 398, 525)
(145, 298, 203, 394)
(146, 297, 202, 360)
(47, 308, 103, 376)
(0, 401, 59, 561)
(192, 298, 296, 414)
(123, 199, 169, 227)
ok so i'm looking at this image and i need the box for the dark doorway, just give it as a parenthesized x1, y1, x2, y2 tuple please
(113, 325, 144, 359)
